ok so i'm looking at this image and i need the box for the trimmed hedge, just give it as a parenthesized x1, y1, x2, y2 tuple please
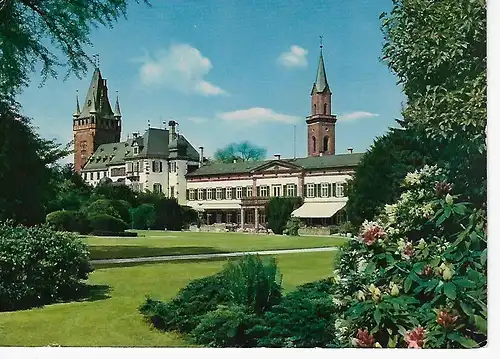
(90, 230, 138, 237)
(88, 214, 127, 233)
(0, 221, 92, 311)
(46, 210, 90, 234)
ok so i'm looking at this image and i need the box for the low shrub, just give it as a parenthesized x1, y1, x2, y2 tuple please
(0, 221, 92, 311)
(338, 221, 357, 235)
(191, 305, 264, 347)
(252, 278, 338, 348)
(46, 210, 90, 234)
(284, 217, 301, 236)
(139, 273, 232, 333)
(83, 199, 120, 219)
(130, 204, 156, 230)
(111, 200, 132, 224)
(90, 230, 138, 237)
(88, 214, 127, 233)
(222, 255, 283, 315)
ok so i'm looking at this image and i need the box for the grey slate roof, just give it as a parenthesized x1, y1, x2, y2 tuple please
(83, 128, 200, 171)
(186, 153, 363, 177)
(79, 68, 115, 119)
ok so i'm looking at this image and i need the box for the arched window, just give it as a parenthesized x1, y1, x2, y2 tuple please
(312, 136, 317, 152)
(313, 104, 317, 114)
(323, 136, 329, 152)
(324, 103, 328, 114)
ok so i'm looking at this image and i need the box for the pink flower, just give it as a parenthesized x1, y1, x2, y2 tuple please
(403, 243, 414, 258)
(405, 326, 425, 349)
(355, 328, 375, 348)
(360, 222, 386, 246)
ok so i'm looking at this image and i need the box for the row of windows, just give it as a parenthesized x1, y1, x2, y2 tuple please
(83, 171, 108, 181)
(188, 182, 346, 201)
(151, 160, 178, 173)
(312, 136, 330, 153)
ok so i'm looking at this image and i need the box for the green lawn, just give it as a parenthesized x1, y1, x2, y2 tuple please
(85, 230, 346, 260)
(0, 252, 337, 347)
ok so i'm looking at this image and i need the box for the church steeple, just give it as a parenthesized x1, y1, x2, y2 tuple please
(73, 90, 81, 118)
(311, 47, 330, 94)
(306, 37, 337, 157)
(114, 91, 122, 118)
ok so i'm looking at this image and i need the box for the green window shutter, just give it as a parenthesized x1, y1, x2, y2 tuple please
(294, 184, 298, 197)
(212, 189, 216, 198)
(243, 187, 247, 197)
(328, 183, 332, 197)
(202, 189, 207, 200)
(257, 186, 261, 197)
(186, 189, 189, 199)
(303, 184, 307, 197)
(222, 188, 226, 200)
(232, 187, 236, 199)
(314, 184, 319, 197)
(266, 185, 270, 197)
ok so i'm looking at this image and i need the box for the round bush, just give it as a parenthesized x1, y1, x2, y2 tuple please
(88, 214, 127, 233)
(46, 210, 90, 234)
(110, 200, 132, 224)
(0, 221, 92, 311)
(83, 199, 120, 219)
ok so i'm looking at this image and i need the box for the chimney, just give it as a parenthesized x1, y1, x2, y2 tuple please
(233, 159, 237, 163)
(274, 154, 281, 160)
(347, 147, 353, 154)
(132, 132, 138, 140)
(168, 120, 176, 142)
(319, 152, 324, 157)
(199, 146, 204, 167)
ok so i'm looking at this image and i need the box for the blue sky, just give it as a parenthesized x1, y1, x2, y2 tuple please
(18, 0, 405, 160)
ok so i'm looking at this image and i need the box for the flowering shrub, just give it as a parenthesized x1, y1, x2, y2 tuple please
(331, 165, 487, 348)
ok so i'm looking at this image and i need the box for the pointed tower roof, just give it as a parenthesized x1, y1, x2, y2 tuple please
(114, 91, 122, 117)
(311, 48, 330, 94)
(78, 67, 114, 119)
(73, 90, 81, 117)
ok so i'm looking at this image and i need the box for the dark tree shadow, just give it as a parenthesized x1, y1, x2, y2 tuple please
(75, 284, 112, 302)
(89, 245, 228, 261)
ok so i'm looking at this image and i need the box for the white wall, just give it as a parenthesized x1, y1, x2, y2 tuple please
(304, 174, 351, 184)
(187, 179, 253, 189)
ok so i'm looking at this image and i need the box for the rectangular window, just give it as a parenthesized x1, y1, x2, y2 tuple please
(286, 184, 296, 197)
(133, 146, 139, 155)
(246, 186, 253, 197)
(197, 188, 203, 201)
(336, 182, 345, 197)
(83, 172, 87, 180)
(321, 183, 329, 197)
(96, 172, 100, 180)
(207, 188, 213, 200)
(189, 189, 196, 201)
(226, 187, 232, 200)
(272, 185, 281, 197)
(152, 160, 162, 173)
(90, 172, 94, 180)
(169, 162, 176, 173)
(153, 183, 162, 194)
(216, 188, 222, 200)
(111, 167, 126, 177)
(306, 183, 315, 198)
(170, 186, 175, 198)
(259, 185, 269, 197)
(216, 213, 222, 223)
(236, 187, 243, 199)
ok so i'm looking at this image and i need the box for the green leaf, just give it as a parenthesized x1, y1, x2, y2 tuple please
(459, 301, 474, 317)
(453, 278, 476, 289)
(480, 249, 487, 265)
(436, 212, 448, 226)
(453, 204, 466, 215)
(443, 282, 457, 300)
(404, 276, 412, 293)
(474, 315, 487, 335)
(374, 307, 382, 325)
(447, 332, 479, 348)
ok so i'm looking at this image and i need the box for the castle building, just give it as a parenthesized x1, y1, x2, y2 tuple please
(74, 45, 363, 227)
(184, 46, 362, 229)
(74, 67, 200, 200)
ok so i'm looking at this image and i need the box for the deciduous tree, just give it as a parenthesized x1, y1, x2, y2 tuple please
(214, 141, 267, 163)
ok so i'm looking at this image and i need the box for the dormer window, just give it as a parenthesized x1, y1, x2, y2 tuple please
(133, 146, 139, 155)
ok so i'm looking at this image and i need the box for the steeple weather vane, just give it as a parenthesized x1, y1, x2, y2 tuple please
(319, 35, 323, 49)
(92, 54, 100, 68)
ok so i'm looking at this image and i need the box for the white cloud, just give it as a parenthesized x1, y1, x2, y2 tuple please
(218, 107, 300, 125)
(138, 44, 227, 96)
(338, 111, 380, 121)
(277, 45, 308, 68)
(186, 116, 209, 124)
